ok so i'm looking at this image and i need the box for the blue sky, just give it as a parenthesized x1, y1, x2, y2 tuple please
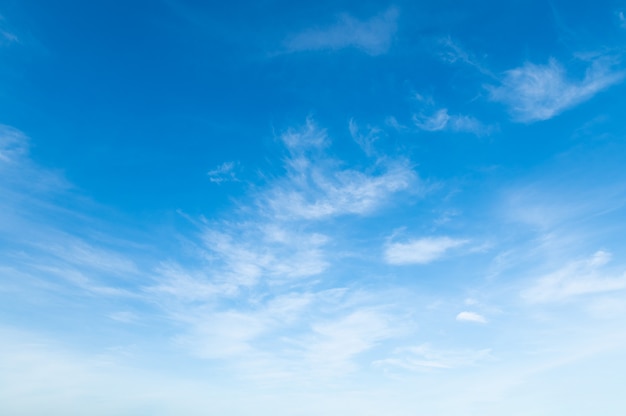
(2, 0, 626, 414)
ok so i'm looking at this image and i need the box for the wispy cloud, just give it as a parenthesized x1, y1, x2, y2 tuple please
(489, 57, 625, 122)
(375, 343, 492, 371)
(264, 119, 418, 220)
(617, 10, 626, 29)
(207, 161, 239, 184)
(0, 15, 18, 45)
(305, 308, 396, 375)
(143, 119, 424, 377)
(523, 251, 626, 303)
(348, 119, 383, 156)
(438, 37, 495, 78)
(413, 108, 495, 136)
(284, 7, 398, 55)
(0, 124, 29, 165)
(456, 311, 487, 324)
(384, 237, 467, 265)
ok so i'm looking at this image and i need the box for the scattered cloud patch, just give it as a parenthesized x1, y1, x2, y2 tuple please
(144, 119, 425, 377)
(266, 120, 418, 220)
(207, 161, 239, 184)
(456, 311, 487, 324)
(348, 119, 382, 156)
(438, 37, 494, 77)
(385, 237, 467, 265)
(523, 250, 626, 303)
(413, 109, 494, 136)
(489, 57, 625, 122)
(284, 7, 398, 55)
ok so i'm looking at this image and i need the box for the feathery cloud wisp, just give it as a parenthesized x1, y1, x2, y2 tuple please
(385, 237, 467, 265)
(413, 109, 494, 136)
(523, 251, 626, 303)
(284, 7, 398, 56)
(207, 161, 239, 184)
(489, 58, 624, 122)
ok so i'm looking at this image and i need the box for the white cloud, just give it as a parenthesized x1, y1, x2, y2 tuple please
(456, 311, 487, 324)
(265, 120, 418, 220)
(523, 250, 626, 303)
(385, 237, 467, 265)
(413, 108, 494, 136)
(284, 7, 398, 55)
(305, 309, 395, 375)
(489, 57, 625, 122)
(0, 121, 426, 385)
(207, 161, 239, 184)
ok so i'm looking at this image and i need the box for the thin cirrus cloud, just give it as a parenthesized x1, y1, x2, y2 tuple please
(413, 108, 494, 136)
(284, 7, 399, 55)
(264, 119, 418, 221)
(489, 57, 625, 122)
(0, 15, 18, 45)
(143, 119, 424, 377)
(0, 121, 423, 384)
(207, 161, 239, 184)
(522, 250, 626, 303)
(374, 343, 492, 371)
(384, 237, 468, 265)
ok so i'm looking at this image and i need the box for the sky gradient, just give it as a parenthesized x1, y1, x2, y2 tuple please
(2, 1, 626, 414)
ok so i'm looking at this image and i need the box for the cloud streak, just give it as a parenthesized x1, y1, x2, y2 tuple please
(264, 119, 418, 221)
(523, 251, 626, 303)
(385, 237, 467, 265)
(489, 57, 624, 122)
(207, 161, 239, 184)
(284, 7, 398, 55)
(413, 109, 494, 136)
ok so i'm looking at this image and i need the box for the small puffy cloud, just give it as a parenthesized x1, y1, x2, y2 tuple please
(489, 57, 624, 122)
(385, 237, 467, 265)
(284, 7, 398, 56)
(413, 109, 494, 136)
(456, 311, 487, 324)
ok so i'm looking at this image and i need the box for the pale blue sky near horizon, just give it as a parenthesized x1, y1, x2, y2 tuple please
(2, 1, 626, 414)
